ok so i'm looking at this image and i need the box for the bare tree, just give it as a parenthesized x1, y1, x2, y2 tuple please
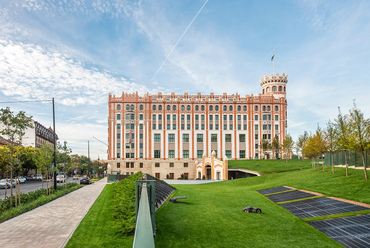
(326, 120, 337, 174)
(334, 107, 351, 176)
(282, 134, 294, 163)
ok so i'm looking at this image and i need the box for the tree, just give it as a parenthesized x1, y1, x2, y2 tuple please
(315, 125, 328, 172)
(57, 141, 72, 188)
(282, 134, 294, 163)
(271, 136, 280, 160)
(334, 107, 351, 176)
(260, 139, 270, 159)
(35, 144, 54, 193)
(326, 120, 337, 174)
(348, 103, 370, 180)
(0, 107, 33, 205)
(297, 131, 309, 161)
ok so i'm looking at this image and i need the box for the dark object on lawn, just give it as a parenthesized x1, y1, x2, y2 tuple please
(243, 206, 262, 213)
(255, 164, 260, 166)
(170, 196, 187, 203)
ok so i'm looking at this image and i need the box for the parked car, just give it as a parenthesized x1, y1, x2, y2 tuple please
(31, 174, 42, 180)
(0, 179, 16, 189)
(243, 206, 262, 213)
(25, 176, 32, 181)
(56, 175, 65, 183)
(80, 177, 91, 184)
(14, 176, 26, 183)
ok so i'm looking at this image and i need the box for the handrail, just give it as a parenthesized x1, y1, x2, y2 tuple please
(133, 183, 155, 248)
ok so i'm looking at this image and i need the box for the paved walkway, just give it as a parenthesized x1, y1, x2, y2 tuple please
(0, 179, 107, 248)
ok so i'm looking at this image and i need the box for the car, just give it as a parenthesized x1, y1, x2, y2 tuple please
(56, 175, 65, 183)
(14, 176, 26, 183)
(243, 206, 262, 213)
(25, 176, 32, 181)
(0, 179, 16, 189)
(31, 174, 42, 180)
(80, 177, 91, 184)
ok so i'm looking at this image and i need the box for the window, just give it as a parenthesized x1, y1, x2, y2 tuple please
(126, 162, 130, 168)
(158, 114, 162, 120)
(140, 105, 143, 110)
(229, 124, 233, 130)
(275, 115, 279, 121)
(158, 105, 162, 110)
(263, 125, 267, 130)
(131, 124, 134, 129)
(201, 124, 204, 130)
(201, 105, 204, 111)
(211, 134, 217, 142)
(167, 105, 170, 111)
(201, 115, 204, 120)
(181, 115, 185, 120)
(229, 106, 232, 111)
(181, 105, 185, 111)
(173, 124, 176, 129)
(215, 124, 219, 130)
(263, 115, 267, 120)
(273, 86, 276, 91)
(183, 150, 189, 158)
(224, 105, 227, 111)
(263, 134, 267, 139)
(168, 134, 175, 142)
(169, 150, 175, 159)
(255, 106, 258, 111)
(238, 115, 241, 121)
(243, 115, 247, 121)
(275, 106, 278, 111)
(117, 133, 120, 139)
(155, 173, 160, 179)
(131, 162, 134, 168)
(126, 133, 130, 139)
(131, 153, 134, 158)
(229, 115, 233, 121)
(117, 114, 121, 120)
(117, 105, 121, 110)
(195, 105, 199, 111)
(238, 106, 241, 111)
(117, 143, 121, 149)
(158, 124, 162, 130)
(183, 134, 189, 142)
(131, 105, 134, 111)
(268, 124, 271, 130)
(263, 106, 266, 111)
(117, 124, 120, 129)
(267, 106, 270, 111)
(210, 124, 213, 130)
(155, 163, 160, 167)
(239, 134, 245, 142)
(223, 115, 227, 121)
(126, 105, 129, 111)
(238, 124, 241, 130)
(126, 124, 129, 129)
(173, 114, 176, 120)
(275, 125, 279, 131)
(140, 163, 143, 168)
(187, 124, 190, 130)
(197, 150, 203, 159)
(226, 150, 231, 158)
(154, 150, 161, 158)
(215, 115, 219, 121)
(154, 134, 160, 142)
(117, 162, 120, 168)
(244, 124, 247, 130)
(210, 105, 213, 111)
(195, 124, 199, 130)
(224, 124, 227, 130)
(140, 114, 143, 120)
(243, 106, 247, 111)
(187, 115, 190, 121)
(139, 133, 143, 139)
(140, 143, 143, 148)
(240, 150, 245, 158)
(215, 105, 219, 111)
(152, 114, 156, 120)
(181, 124, 184, 130)
(153, 105, 156, 111)
(187, 105, 190, 111)
(255, 144, 258, 149)
(117, 153, 120, 158)
(279, 86, 282, 91)
(225, 134, 231, 142)
(195, 115, 199, 121)
(169, 162, 174, 167)
(197, 134, 203, 142)
(167, 124, 170, 130)
(140, 124, 143, 130)
(255, 125, 258, 130)
(184, 163, 188, 168)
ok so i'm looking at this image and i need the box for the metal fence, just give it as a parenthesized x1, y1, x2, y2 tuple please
(324, 150, 369, 167)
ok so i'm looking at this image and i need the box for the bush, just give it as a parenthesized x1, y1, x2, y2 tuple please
(111, 172, 142, 235)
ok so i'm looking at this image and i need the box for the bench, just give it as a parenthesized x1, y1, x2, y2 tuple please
(170, 196, 187, 203)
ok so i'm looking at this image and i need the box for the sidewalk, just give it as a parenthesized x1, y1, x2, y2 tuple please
(0, 179, 107, 248)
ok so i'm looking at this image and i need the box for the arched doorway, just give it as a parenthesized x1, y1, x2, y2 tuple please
(206, 165, 211, 180)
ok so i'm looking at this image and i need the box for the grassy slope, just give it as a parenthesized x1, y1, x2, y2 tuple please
(65, 184, 133, 248)
(228, 159, 312, 174)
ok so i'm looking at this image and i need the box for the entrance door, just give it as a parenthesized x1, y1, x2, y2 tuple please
(198, 171, 201, 179)
(206, 166, 211, 180)
(217, 171, 220, 180)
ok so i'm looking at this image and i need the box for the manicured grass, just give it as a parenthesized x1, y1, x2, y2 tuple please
(65, 184, 133, 248)
(229, 159, 312, 174)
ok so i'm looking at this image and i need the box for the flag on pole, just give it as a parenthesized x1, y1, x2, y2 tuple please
(271, 54, 275, 61)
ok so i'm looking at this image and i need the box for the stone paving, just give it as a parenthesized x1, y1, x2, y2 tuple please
(0, 179, 107, 248)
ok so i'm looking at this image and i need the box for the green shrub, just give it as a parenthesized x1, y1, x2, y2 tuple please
(111, 172, 142, 235)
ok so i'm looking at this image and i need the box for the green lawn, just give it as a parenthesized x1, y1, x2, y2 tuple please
(228, 159, 312, 174)
(66, 160, 370, 247)
(65, 184, 133, 248)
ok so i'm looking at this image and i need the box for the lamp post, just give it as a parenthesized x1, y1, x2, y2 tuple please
(53, 98, 57, 190)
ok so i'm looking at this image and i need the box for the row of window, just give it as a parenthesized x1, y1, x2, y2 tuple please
(151, 149, 246, 159)
(263, 86, 286, 94)
(153, 133, 246, 143)
(116, 104, 280, 112)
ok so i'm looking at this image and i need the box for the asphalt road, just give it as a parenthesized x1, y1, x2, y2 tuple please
(0, 178, 77, 200)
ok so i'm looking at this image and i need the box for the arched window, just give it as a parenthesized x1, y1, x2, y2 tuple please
(215, 105, 219, 111)
(223, 105, 227, 111)
(263, 106, 266, 111)
(201, 105, 204, 111)
(266, 87, 270, 93)
(181, 105, 185, 111)
(126, 105, 129, 111)
(255, 106, 258, 111)
(187, 105, 190, 111)
(195, 105, 199, 111)
(210, 105, 213, 111)
(279, 86, 282, 91)
(229, 106, 232, 111)
(272, 86, 276, 92)
(173, 105, 176, 111)
(117, 104, 121, 110)
(237, 106, 241, 111)
(140, 105, 143, 110)
(153, 105, 156, 111)
(131, 105, 134, 111)
(263, 89, 265, 94)
(243, 106, 247, 111)
(158, 105, 162, 110)
(267, 106, 270, 111)
(275, 106, 278, 111)
(167, 105, 170, 111)
(284, 86, 286, 91)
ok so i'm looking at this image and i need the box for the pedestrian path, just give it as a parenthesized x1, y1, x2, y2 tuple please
(0, 179, 107, 248)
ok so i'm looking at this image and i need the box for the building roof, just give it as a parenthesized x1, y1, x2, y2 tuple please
(0, 136, 21, 146)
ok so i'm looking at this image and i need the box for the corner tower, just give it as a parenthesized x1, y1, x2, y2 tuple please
(261, 73, 288, 99)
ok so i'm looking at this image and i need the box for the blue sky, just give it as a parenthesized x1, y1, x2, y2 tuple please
(0, 0, 369, 160)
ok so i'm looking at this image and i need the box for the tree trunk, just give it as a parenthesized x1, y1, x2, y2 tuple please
(18, 178, 20, 205)
(4, 177, 7, 200)
(331, 152, 335, 174)
(361, 150, 368, 180)
(345, 150, 348, 177)
(10, 167, 13, 206)
(317, 158, 320, 170)
(15, 178, 17, 207)
(322, 157, 325, 172)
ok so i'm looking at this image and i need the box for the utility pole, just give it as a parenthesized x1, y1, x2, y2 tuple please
(53, 98, 57, 190)
(88, 140, 90, 176)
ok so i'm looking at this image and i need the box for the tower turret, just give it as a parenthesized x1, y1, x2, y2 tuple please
(260, 73, 288, 98)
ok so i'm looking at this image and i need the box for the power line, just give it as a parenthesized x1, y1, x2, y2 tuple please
(0, 100, 52, 103)
(151, 0, 209, 81)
